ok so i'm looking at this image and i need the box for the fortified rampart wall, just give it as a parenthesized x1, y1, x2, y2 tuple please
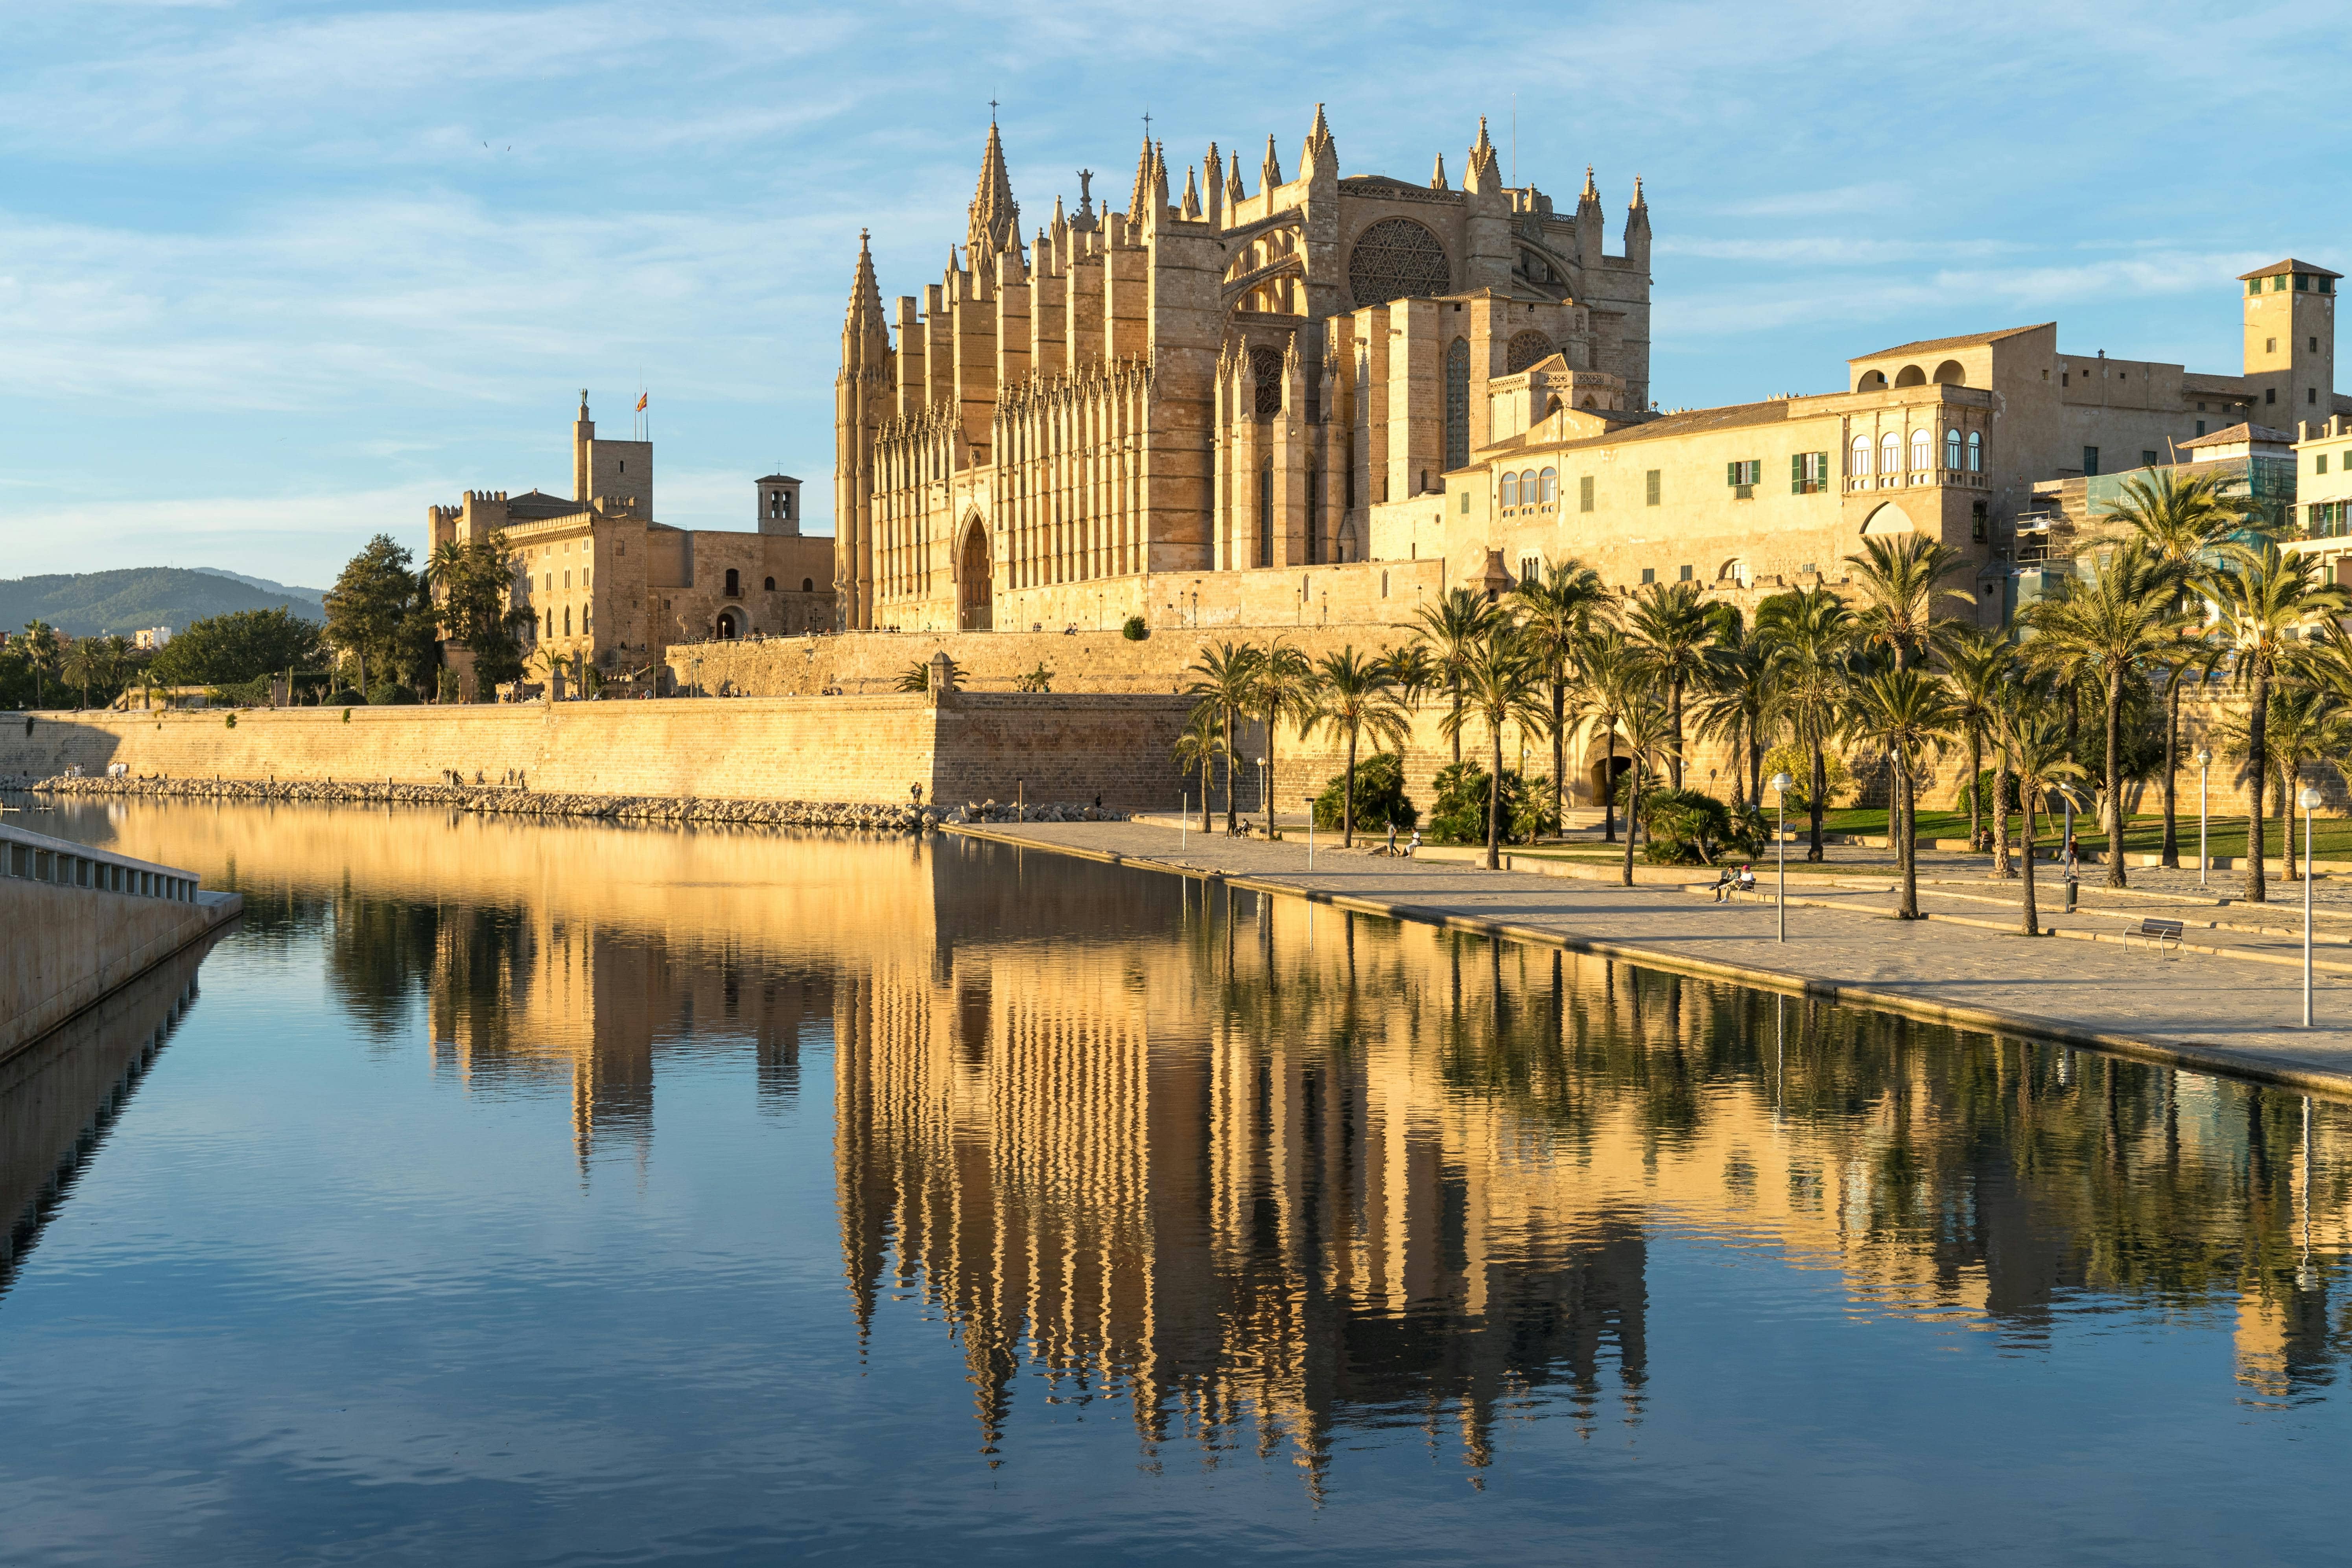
(0, 697, 1195, 811)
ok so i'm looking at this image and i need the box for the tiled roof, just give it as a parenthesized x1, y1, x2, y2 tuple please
(1548, 398, 1795, 453)
(1851, 323, 2051, 362)
(2181, 372, 2253, 396)
(2180, 422, 2293, 449)
(757, 474, 799, 484)
(2238, 258, 2343, 281)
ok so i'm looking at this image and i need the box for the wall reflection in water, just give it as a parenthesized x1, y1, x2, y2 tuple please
(38, 800, 2352, 1476)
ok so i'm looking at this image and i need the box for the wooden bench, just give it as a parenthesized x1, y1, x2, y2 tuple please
(2128, 917, 2185, 956)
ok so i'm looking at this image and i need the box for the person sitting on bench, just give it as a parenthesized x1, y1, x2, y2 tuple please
(1712, 866, 1738, 902)
(1736, 864, 1757, 896)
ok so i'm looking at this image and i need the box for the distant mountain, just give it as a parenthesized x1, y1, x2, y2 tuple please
(192, 568, 328, 617)
(0, 568, 324, 638)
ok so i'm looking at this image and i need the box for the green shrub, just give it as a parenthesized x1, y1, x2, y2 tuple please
(368, 682, 419, 706)
(1632, 788, 1758, 864)
(224, 711, 237, 729)
(1760, 744, 1850, 814)
(325, 688, 364, 707)
(1511, 776, 1560, 843)
(1957, 768, 2021, 818)
(1121, 615, 1148, 641)
(1426, 762, 1535, 846)
(1312, 752, 1418, 833)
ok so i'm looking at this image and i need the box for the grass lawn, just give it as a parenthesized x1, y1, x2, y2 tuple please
(1817, 807, 2352, 862)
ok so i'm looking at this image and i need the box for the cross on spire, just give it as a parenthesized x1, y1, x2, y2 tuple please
(988, 98, 999, 123)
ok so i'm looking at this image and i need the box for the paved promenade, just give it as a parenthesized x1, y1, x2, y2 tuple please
(952, 819, 2352, 1097)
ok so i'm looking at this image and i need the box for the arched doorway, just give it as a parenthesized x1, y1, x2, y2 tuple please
(957, 518, 992, 631)
(716, 609, 741, 639)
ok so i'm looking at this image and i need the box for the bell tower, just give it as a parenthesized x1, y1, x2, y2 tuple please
(2241, 259, 2339, 422)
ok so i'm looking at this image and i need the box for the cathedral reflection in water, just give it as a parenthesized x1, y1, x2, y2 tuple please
(33, 800, 2352, 1465)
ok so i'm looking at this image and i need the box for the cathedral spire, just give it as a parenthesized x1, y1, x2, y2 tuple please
(1261, 133, 1283, 191)
(1180, 163, 1202, 220)
(1303, 102, 1335, 174)
(1581, 164, 1600, 204)
(967, 121, 1020, 260)
(1202, 141, 1222, 225)
(845, 229, 885, 329)
(1226, 149, 1245, 207)
(1128, 133, 1154, 228)
(1464, 116, 1499, 192)
(1430, 152, 1449, 191)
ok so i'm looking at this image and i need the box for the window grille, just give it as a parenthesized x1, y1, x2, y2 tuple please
(1443, 339, 1470, 470)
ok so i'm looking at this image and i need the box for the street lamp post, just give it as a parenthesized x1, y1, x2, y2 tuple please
(2196, 747, 2211, 888)
(1771, 772, 1794, 942)
(1257, 757, 1268, 834)
(2301, 783, 2322, 1027)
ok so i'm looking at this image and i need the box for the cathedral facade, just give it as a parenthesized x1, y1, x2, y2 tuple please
(834, 108, 1653, 632)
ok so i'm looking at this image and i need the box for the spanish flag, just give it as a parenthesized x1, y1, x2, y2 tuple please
(635, 392, 648, 412)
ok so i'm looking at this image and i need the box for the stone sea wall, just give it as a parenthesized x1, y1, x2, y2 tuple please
(29, 773, 1125, 830)
(0, 694, 1193, 810)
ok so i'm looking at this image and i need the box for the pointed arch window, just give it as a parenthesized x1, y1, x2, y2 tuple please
(1444, 338, 1471, 471)
(1258, 459, 1274, 569)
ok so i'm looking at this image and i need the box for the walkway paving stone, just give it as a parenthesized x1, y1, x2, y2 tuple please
(958, 819, 2352, 1098)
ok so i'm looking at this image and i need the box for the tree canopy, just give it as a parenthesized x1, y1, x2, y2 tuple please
(149, 607, 324, 687)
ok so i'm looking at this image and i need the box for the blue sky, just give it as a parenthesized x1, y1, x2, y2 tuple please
(4, 0, 2345, 590)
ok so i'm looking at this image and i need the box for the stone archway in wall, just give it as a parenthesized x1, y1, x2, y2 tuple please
(956, 516, 993, 631)
(716, 609, 742, 639)
(1861, 502, 1917, 536)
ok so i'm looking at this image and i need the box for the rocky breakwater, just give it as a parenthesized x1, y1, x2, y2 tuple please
(31, 774, 1125, 833)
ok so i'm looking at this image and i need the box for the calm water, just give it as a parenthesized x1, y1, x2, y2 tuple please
(4, 798, 2349, 1564)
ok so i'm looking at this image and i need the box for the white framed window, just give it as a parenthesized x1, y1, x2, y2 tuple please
(1880, 432, 1901, 477)
(1501, 472, 1519, 508)
(1910, 429, 1932, 472)
(1967, 431, 1983, 473)
(1945, 428, 1962, 470)
(1851, 435, 1872, 475)
(1539, 467, 1558, 505)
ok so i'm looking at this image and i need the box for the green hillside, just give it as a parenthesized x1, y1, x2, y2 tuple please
(0, 568, 325, 638)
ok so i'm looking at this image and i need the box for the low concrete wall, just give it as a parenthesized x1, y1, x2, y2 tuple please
(0, 695, 1194, 813)
(1, 827, 242, 1059)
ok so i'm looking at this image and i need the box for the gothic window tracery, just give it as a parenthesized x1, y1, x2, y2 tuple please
(1505, 330, 1552, 373)
(1250, 346, 1285, 417)
(1444, 338, 1470, 471)
(1348, 218, 1452, 308)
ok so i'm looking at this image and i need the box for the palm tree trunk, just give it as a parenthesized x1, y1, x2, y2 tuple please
(1669, 678, 1685, 789)
(2280, 758, 2300, 883)
(1807, 737, 1826, 862)
(2104, 666, 2128, 888)
(2248, 674, 2269, 903)
(1993, 759, 2015, 878)
(2160, 676, 2182, 869)
(1200, 758, 1212, 833)
(1224, 709, 1237, 834)
(1622, 758, 1641, 887)
(1344, 729, 1358, 849)
(2020, 794, 2040, 934)
(1264, 710, 1277, 839)
(1898, 752, 1919, 919)
(1550, 676, 1566, 837)
(1449, 678, 1463, 765)
(1602, 731, 1618, 842)
(1966, 727, 1983, 852)
(1487, 724, 1504, 872)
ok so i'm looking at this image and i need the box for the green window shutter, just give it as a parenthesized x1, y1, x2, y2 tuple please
(1726, 461, 1736, 487)
(1791, 453, 1803, 493)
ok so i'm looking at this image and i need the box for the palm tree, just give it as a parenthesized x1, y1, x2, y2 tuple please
(1248, 638, 1319, 838)
(1845, 534, 1970, 848)
(59, 636, 102, 710)
(2019, 541, 2179, 887)
(1757, 587, 1853, 861)
(1692, 606, 1775, 809)
(22, 621, 60, 708)
(1624, 580, 1717, 787)
(2002, 714, 2088, 937)
(1570, 628, 1641, 842)
(2147, 630, 2225, 868)
(2216, 684, 2351, 883)
(1305, 646, 1412, 847)
(1381, 641, 1439, 713)
(1185, 639, 1261, 835)
(1439, 631, 1550, 870)
(1941, 629, 2013, 856)
(1844, 667, 1960, 918)
(1172, 703, 1225, 834)
(1412, 587, 1502, 766)
(2200, 543, 2351, 902)
(2098, 466, 2253, 559)
(1611, 694, 1681, 888)
(1508, 556, 1609, 831)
